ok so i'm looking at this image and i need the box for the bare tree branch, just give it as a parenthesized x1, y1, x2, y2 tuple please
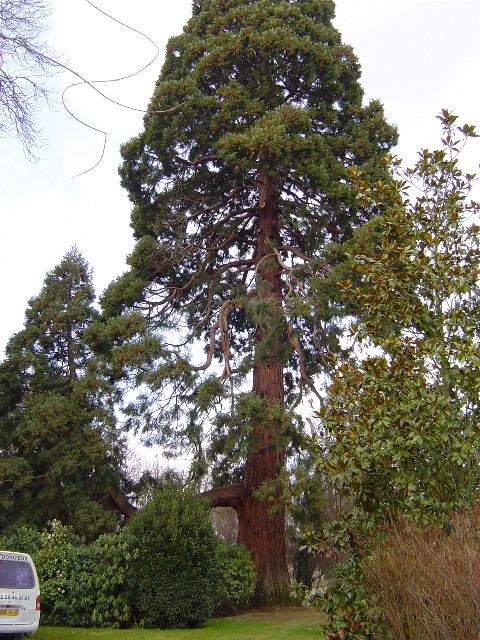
(0, 0, 57, 156)
(0, 0, 185, 167)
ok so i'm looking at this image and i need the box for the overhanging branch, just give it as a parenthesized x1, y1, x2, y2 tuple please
(201, 482, 246, 510)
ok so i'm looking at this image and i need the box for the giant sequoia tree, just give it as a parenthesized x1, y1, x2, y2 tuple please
(105, 0, 396, 601)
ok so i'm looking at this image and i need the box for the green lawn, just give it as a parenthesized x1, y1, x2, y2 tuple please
(34, 608, 325, 640)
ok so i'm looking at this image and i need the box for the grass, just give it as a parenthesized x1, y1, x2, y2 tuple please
(34, 607, 325, 640)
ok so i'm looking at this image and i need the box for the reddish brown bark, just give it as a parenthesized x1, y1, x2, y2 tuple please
(243, 168, 287, 601)
(203, 169, 288, 603)
(239, 446, 287, 603)
(99, 491, 137, 518)
(202, 483, 245, 510)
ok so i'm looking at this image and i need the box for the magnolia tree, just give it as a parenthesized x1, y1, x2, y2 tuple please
(100, 0, 396, 602)
(314, 111, 480, 637)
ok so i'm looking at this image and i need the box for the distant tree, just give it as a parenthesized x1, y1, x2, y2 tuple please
(0, 247, 126, 539)
(103, 0, 396, 601)
(315, 111, 480, 637)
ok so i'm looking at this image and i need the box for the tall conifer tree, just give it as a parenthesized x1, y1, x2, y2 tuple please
(106, 0, 396, 600)
(0, 248, 125, 539)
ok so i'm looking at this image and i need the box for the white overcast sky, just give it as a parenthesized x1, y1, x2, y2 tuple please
(1, 0, 480, 358)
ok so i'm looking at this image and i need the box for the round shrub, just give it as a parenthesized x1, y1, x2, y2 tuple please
(127, 485, 219, 629)
(215, 542, 256, 613)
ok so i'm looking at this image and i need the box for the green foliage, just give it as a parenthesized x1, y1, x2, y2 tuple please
(209, 393, 297, 486)
(127, 485, 219, 629)
(60, 529, 133, 629)
(0, 504, 231, 631)
(26, 522, 84, 627)
(0, 506, 255, 630)
(103, 0, 397, 481)
(215, 542, 256, 612)
(288, 453, 328, 590)
(87, 530, 135, 628)
(0, 524, 42, 556)
(0, 521, 133, 628)
(314, 111, 480, 638)
(0, 248, 126, 538)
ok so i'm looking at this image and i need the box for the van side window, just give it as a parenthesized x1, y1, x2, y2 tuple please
(0, 561, 35, 589)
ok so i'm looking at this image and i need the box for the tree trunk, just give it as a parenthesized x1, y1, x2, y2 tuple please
(202, 169, 288, 603)
(241, 168, 288, 603)
(238, 448, 287, 603)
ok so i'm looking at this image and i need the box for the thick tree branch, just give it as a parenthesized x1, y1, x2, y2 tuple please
(201, 482, 246, 510)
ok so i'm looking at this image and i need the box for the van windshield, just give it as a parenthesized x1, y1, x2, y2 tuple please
(0, 560, 35, 589)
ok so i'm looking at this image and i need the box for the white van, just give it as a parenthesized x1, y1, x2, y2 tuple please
(0, 551, 40, 639)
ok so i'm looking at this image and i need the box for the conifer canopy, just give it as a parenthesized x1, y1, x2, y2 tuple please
(106, 0, 397, 602)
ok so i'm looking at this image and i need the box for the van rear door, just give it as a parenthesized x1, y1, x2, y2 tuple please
(0, 552, 39, 627)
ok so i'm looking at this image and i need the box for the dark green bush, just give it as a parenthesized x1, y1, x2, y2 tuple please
(127, 486, 219, 629)
(63, 529, 133, 628)
(215, 542, 256, 613)
(87, 530, 134, 627)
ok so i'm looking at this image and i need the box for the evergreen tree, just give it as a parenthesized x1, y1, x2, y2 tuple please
(0, 248, 126, 539)
(104, 0, 396, 601)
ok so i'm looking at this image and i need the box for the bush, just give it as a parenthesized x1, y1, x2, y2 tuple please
(127, 485, 219, 629)
(0, 524, 42, 556)
(1, 496, 252, 629)
(215, 542, 256, 613)
(62, 529, 133, 628)
(30, 521, 83, 626)
(364, 507, 480, 640)
(0, 521, 132, 628)
(0, 522, 81, 625)
(87, 530, 134, 627)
